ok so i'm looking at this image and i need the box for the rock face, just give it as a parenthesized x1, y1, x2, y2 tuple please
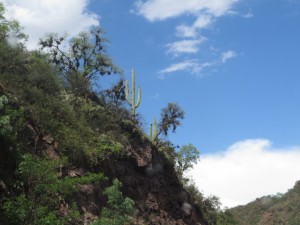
(78, 138, 207, 225)
(54, 132, 207, 225)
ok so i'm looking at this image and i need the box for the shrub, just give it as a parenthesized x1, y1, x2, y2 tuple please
(90, 179, 134, 225)
(176, 144, 200, 177)
(87, 134, 123, 166)
(183, 179, 236, 225)
(2, 154, 106, 225)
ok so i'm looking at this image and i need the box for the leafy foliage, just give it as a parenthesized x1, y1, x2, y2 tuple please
(176, 143, 200, 176)
(158, 102, 185, 136)
(183, 180, 237, 225)
(91, 179, 135, 225)
(105, 79, 126, 109)
(0, 94, 25, 184)
(2, 154, 106, 225)
(0, 2, 28, 77)
(39, 29, 120, 97)
(0, 3, 27, 43)
(0, 95, 12, 135)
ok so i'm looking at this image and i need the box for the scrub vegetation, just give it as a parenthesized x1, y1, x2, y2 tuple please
(0, 3, 238, 224)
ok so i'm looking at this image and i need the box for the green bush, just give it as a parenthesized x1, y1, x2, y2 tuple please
(2, 154, 106, 225)
(0, 95, 12, 135)
(0, 95, 25, 183)
(90, 179, 135, 225)
(183, 180, 236, 225)
(87, 134, 123, 166)
(176, 144, 200, 177)
(25, 51, 62, 95)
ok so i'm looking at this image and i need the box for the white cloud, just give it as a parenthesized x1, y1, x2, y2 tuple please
(176, 15, 213, 38)
(134, 0, 239, 21)
(187, 139, 300, 208)
(134, 0, 239, 38)
(227, 10, 254, 18)
(159, 60, 197, 75)
(166, 38, 206, 56)
(158, 59, 213, 79)
(221, 50, 237, 63)
(158, 49, 237, 79)
(2, 0, 99, 49)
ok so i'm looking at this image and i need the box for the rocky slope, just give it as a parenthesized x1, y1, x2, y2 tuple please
(0, 104, 207, 225)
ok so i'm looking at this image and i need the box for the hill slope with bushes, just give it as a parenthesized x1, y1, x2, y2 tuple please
(0, 3, 235, 225)
(229, 181, 300, 225)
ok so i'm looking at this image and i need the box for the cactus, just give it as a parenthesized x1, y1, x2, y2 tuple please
(125, 69, 141, 117)
(150, 123, 153, 140)
(150, 117, 158, 141)
(153, 117, 158, 140)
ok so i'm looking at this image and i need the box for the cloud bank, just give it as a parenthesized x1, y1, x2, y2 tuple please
(187, 139, 300, 208)
(2, 0, 99, 49)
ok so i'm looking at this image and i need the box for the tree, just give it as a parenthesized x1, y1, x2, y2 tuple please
(2, 154, 105, 225)
(0, 95, 12, 136)
(158, 103, 185, 137)
(176, 144, 200, 176)
(0, 3, 27, 43)
(0, 3, 28, 76)
(105, 79, 126, 108)
(39, 28, 121, 97)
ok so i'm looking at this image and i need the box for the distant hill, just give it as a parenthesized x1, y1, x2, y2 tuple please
(229, 181, 300, 225)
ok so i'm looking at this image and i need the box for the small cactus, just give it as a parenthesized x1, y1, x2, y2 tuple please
(125, 69, 141, 117)
(150, 117, 158, 141)
(150, 123, 153, 140)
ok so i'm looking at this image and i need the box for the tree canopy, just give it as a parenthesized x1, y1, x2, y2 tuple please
(158, 102, 185, 137)
(39, 28, 121, 97)
(176, 144, 200, 176)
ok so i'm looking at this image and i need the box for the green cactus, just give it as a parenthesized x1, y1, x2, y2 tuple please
(150, 123, 153, 140)
(125, 69, 141, 117)
(150, 117, 158, 141)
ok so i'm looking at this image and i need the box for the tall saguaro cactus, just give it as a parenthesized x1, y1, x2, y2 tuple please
(125, 69, 141, 117)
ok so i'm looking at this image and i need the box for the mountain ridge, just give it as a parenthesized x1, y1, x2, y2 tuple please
(229, 181, 300, 225)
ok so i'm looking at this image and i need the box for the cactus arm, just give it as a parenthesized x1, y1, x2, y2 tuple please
(131, 69, 135, 115)
(125, 80, 131, 105)
(135, 86, 141, 108)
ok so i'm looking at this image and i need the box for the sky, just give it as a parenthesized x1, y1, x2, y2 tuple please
(2, 0, 300, 208)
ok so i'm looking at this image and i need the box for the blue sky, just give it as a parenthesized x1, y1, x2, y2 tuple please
(3, 0, 300, 207)
(91, 0, 300, 153)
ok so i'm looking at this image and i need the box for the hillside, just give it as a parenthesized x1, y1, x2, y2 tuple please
(0, 3, 237, 225)
(229, 181, 300, 225)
